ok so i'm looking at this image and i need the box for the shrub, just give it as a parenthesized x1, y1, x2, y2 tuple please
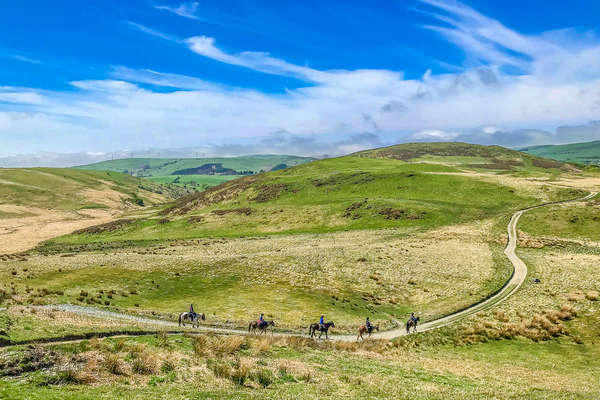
(161, 359, 176, 373)
(112, 339, 126, 353)
(586, 291, 599, 301)
(251, 368, 275, 388)
(206, 359, 230, 379)
(156, 331, 169, 348)
(104, 354, 125, 375)
(230, 359, 251, 386)
(131, 352, 157, 375)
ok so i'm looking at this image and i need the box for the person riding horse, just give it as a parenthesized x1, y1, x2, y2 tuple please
(258, 313, 265, 328)
(189, 304, 197, 320)
(366, 317, 373, 334)
(319, 315, 325, 330)
(410, 312, 417, 325)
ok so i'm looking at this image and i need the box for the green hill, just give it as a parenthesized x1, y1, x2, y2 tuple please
(520, 140, 600, 165)
(0, 168, 177, 212)
(76, 155, 316, 190)
(44, 142, 582, 249)
(0, 168, 181, 253)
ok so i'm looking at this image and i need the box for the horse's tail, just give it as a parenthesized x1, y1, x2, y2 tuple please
(308, 325, 312, 336)
(248, 323, 251, 332)
(178, 313, 182, 326)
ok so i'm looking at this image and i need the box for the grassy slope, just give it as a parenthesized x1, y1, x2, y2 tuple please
(519, 194, 600, 241)
(521, 140, 600, 165)
(2, 143, 600, 398)
(76, 155, 316, 189)
(145, 174, 242, 188)
(76, 155, 315, 175)
(45, 143, 583, 248)
(0, 168, 174, 211)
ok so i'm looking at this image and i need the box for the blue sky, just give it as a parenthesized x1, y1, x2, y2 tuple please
(1, 0, 600, 158)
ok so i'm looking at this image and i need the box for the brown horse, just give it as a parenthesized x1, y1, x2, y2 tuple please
(406, 316, 420, 334)
(309, 321, 335, 339)
(249, 320, 275, 335)
(356, 324, 379, 341)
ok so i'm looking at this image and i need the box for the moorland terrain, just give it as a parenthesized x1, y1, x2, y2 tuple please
(1, 142, 599, 399)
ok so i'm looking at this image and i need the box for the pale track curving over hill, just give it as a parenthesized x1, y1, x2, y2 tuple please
(9, 191, 595, 347)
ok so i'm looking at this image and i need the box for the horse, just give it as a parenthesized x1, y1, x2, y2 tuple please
(249, 320, 275, 335)
(309, 321, 335, 339)
(356, 324, 379, 341)
(406, 316, 420, 334)
(178, 311, 205, 328)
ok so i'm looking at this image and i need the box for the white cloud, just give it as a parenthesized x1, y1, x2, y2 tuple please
(3, 0, 600, 156)
(155, 2, 199, 20)
(185, 36, 329, 82)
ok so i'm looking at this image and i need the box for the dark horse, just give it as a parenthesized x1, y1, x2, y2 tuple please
(309, 321, 335, 339)
(249, 320, 275, 335)
(406, 316, 420, 334)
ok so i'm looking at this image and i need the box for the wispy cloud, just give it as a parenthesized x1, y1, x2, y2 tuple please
(3, 0, 600, 156)
(185, 36, 329, 82)
(155, 2, 199, 20)
(126, 21, 179, 42)
(110, 66, 220, 90)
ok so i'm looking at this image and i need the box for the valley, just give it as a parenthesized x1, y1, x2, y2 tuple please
(1, 143, 600, 399)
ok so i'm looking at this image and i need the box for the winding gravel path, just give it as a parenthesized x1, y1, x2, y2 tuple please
(20, 192, 597, 344)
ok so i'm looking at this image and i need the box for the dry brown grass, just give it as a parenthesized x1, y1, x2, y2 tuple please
(3, 221, 502, 328)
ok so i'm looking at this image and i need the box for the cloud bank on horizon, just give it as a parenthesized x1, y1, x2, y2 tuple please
(1, 0, 600, 158)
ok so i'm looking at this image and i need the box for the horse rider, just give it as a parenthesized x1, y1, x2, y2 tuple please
(319, 315, 325, 330)
(189, 304, 197, 320)
(258, 313, 265, 327)
(410, 312, 417, 324)
(366, 317, 372, 333)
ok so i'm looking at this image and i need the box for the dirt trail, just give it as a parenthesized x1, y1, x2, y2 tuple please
(7, 192, 597, 345)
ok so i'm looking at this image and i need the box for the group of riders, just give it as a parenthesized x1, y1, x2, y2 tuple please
(188, 304, 420, 335)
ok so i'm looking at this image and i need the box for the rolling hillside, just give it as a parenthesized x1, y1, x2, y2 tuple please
(521, 140, 600, 165)
(45, 142, 584, 248)
(3, 143, 600, 399)
(76, 155, 316, 189)
(0, 168, 178, 253)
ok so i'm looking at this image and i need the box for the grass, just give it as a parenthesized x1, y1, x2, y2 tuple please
(0, 168, 177, 211)
(76, 155, 316, 188)
(145, 174, 242, 189)
(2, 142, 600, 398)
(1, 331, 599, 399)
(42, 152, 580, 248)
(521, 139, 600, 165)
(0, 222, 509, 332)
(519, 200, 600, 241)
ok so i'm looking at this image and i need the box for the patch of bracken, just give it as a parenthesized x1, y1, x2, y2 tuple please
(469, 158, 523, 170)
(212, 208, 254, 216)
(160, 176, 259, 215)
(343, 200, 367, 218)
(357, 142, 505, 161)
(0, 346, 62, 377)
(249, 183, 290, 202)
(312, 172, 374, 187)
(187, 216, 204, 224)
(531, 158, 564, 169)
(72, 219, 135, 235)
